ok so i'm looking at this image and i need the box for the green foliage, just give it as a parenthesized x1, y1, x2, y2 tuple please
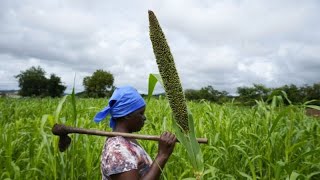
(269, 83, 320, 106)
(15, 66, 65, 97)
(272, 84, 301, 105)
(83, 69, 114, 98)
(307, 83, 320, 102)
(148, 73, 204, 178)
(147, 73, 163, 101)
(184, 89, 201, 100)
(181, 82, 320, 106)
(185, 86, 229, 103)
(47, 74, 67, 97)
(1, 97, 320, 179)
(237, 84, 271, 105)
(172, 111, 204, 178)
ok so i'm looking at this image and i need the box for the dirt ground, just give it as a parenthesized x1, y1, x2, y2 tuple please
(306, 108, 320, 118)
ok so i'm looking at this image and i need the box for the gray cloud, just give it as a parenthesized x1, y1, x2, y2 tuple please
(0, 0, 319, 95)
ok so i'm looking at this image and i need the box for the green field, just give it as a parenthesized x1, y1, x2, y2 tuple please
(1, 97, 319, 179)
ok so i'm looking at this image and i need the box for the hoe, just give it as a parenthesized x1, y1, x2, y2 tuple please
(52, 123, 208, 152)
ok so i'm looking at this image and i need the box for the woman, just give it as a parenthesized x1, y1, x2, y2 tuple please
(94, 85, 176, 180)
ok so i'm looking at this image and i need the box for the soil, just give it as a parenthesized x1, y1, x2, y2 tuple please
(306, 108, 320, 118)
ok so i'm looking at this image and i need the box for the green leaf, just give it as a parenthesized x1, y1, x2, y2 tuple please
(306, 105, 320, 111)
(281, 91, 292, 105)
(172, 111, 204, 174)
(238, 171, 253, 180)
(147, 73, 163, 101)
(289, 171, 303, 180)
(187, 111, 204, 172)
(54, 95, 68, 123)
(294, 148, 320, 161)
(71, 75, 77, 125)
(268, 109, 287, 137)
(307, 171, 320, 179)
(286, 141, 307, 155)
(303, 99, 319, 106)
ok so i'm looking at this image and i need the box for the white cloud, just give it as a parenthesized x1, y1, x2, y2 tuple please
(0, 0, 319, 94)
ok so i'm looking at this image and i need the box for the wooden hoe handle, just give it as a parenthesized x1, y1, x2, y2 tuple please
(52, 123, 208, 144)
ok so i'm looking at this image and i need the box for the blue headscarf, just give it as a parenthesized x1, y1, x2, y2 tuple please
(94, 85, 146, 129)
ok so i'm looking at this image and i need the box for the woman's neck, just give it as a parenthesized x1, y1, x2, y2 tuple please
(113, 125, 130, 133)
(113, 125, 139, 145)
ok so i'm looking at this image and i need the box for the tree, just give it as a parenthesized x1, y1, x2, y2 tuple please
(310, 83, 320, 104)
(184, 86, 229, 103)
(184, 89, 201, 100)
(273, 84, 301, 104)
(47, 74, 66, 97)
(15, 66, 66, 97)
(199, 86, 221, 101)
(237, 84, 270, 105)
(15, 66, 48, 97)
(83, 69, 114, 98)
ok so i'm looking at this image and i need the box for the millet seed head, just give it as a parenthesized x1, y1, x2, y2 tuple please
(148, 10, 189, 131)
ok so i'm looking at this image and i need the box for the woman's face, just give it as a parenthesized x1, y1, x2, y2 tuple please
(126, 107, 146, 132)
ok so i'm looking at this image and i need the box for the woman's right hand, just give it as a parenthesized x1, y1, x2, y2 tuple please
(136, 132, 177, 180)
(157, 132, 177, 159)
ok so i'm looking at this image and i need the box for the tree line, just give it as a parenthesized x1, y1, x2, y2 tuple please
(13, 66, 319, 105)
(14, 66, 114, 98)
(185, 83, 320, 105)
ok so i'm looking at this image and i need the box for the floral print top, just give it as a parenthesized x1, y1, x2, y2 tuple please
(101, 136, 152, 180)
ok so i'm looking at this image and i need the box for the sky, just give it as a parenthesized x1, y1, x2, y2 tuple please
(0, 0, 319, 94)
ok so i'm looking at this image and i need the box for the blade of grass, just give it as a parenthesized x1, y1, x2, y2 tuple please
(147, 73, 163, 101)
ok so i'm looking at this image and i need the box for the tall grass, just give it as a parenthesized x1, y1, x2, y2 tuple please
(1, 97, 319, 179)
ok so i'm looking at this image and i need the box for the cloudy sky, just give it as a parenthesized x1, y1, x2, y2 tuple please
(0, 0, 319, 94)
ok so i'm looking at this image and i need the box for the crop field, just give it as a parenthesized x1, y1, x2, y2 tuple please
(0, 97, 319, 179)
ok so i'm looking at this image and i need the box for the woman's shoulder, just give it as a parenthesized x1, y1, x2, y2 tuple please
(105, 136, 133, 150)
(106, 136, 130, 144)
(101, 137, 140, 178)
(102, 137, 140, 165)
(106, 136, 126, 143)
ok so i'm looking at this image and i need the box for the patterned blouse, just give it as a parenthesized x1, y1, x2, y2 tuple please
(101, 136, 153, 180)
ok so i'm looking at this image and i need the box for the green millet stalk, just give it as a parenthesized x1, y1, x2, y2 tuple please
(148, 10, 189, 131)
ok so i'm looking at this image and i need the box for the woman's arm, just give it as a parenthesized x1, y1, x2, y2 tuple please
(110, 132, 176, 180)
